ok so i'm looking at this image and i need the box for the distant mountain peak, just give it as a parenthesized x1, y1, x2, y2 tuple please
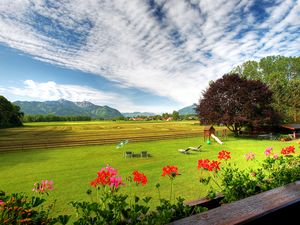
(58, 98, 69, 103)
(178, 103, 197, 115)
(75, 101, 96, 108)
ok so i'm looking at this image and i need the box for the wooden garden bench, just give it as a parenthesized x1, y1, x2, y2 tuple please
(169, 181, 300, 225)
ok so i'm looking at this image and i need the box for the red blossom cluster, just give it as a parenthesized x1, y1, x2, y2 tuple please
(162, 165, 179, 178)
(132, 170, 147, 186)
(90, 165, 123, 189)
(218, 150, 231, 160)
(198, 159, 221, 171)
(281, 146, 295, 155)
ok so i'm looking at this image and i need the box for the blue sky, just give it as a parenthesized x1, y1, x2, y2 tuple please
(0, 0, 299, 113)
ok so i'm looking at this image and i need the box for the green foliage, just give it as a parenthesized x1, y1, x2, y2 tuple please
(162, 112, 171, 119)
(172, 111, 180, 121)
(285, 79, 300, 122)
(220, 164, 265, 202)
(261, 155, 300, 187)
(0, 95, 23, 128)
(205, 155, 300, 203)
(23, 114, 92, 122)
(232, 56, 300, 122)
(0, 185, 205, 225)
(70, 190, 205, 225)
(0, 191, 70, 224)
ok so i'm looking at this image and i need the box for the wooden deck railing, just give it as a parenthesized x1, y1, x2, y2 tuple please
(169, 181, 300, 225)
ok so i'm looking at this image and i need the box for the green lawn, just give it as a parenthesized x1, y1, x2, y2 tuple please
(0, 135, 299, 217)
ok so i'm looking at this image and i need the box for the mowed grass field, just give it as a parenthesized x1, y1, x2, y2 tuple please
(0, 120, 299, 217)
(0, 121, 203, 151)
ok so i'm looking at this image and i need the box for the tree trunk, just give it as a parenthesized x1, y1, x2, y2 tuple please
(225, 124, 240, 136)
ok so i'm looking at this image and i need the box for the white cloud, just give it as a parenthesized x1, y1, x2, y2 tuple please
(2, 80, 123, 102)
(0, 80, 173, 113)
(0, 0, 299, 107)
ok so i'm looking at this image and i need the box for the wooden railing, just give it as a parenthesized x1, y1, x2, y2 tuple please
(169, 181, 300, 225)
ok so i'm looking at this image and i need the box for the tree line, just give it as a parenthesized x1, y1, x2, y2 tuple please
(112, 112, 197, 121)
(22, 114, 92, 122)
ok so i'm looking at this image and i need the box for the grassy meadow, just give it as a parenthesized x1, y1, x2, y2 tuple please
(0, 121, 299, 217)
(0, 121, 202, 151)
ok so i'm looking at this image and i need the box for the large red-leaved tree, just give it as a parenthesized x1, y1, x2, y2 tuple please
(196, 74, 279, 135)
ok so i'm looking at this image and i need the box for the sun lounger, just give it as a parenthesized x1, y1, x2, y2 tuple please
(188, 145, 202, 151)
(178, 148, 191, 154)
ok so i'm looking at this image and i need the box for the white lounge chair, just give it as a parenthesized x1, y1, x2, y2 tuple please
(188, 145, 202, 151)
(178, 148, 191, 154)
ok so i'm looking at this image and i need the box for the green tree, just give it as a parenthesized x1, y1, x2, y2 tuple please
(172, 111, 180, 121)
(285, 80, 300, 122)
(162, 113, 171, 119)
(0, 96, 23, 128)
(232, 56, 300, 122)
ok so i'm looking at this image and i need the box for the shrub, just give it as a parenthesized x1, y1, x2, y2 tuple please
(0, 191, 69, 225)
(199, 147, 300, 203)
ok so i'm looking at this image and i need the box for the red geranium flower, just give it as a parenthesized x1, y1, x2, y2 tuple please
(218, 150, 231, 160)
(162, 165, 179, 178)
(198, 159, 221, 171)
(91, 170, 110, 186)
(281, 146, 295, 155)
(90, 165, 123, 189)
(210, 160, 221, 171)
(132, 170, 148, 186)
(198, 159, 210, 170)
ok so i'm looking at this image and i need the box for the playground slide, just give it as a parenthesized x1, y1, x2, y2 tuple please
(211, 134, 223, 145)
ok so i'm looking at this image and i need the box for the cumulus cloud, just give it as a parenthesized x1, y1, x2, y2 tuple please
(1, 79, 124, 103)
(0, 0, 299, 106)
(0, 80, 172, 113)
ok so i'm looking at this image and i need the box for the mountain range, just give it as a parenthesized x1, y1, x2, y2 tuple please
(14, 99, 197, 118)
(178, 103, 197, 115)
(14, 99, 123, 119)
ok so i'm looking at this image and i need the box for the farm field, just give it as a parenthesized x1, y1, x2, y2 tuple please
(0, 120, 299, 218)
(0, 121, 207, 151)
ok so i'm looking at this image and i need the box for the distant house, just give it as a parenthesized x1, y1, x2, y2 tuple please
(166, 117, 173, 121)
(280, 124, 300, 138)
